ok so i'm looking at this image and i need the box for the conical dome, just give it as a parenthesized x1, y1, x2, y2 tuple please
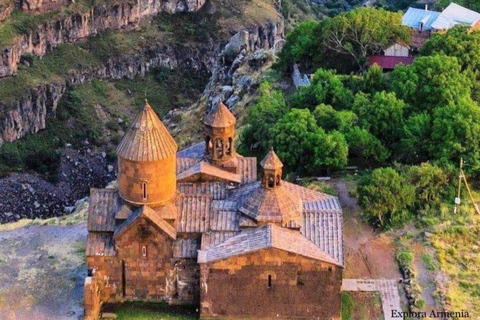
(260, 147, 283, 170)
(117, 100, 178, 162)
(204, 101, 236, 128)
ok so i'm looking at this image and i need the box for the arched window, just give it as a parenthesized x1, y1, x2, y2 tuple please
(226, 137, 233, 156)
(142, 182, 148, 200)
(206, 136, 212, 154)
(215, 139, 223, 159)
(141, 245, 147, 258)
(268, 274, 272, 288)
(268, 174, 275, 188)
(276, 174, 281, 186)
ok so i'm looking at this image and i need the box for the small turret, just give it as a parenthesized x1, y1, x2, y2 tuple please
(117, 100, 178, 207)
(260, 147, 283, 189)
(204, 101, 237, 170)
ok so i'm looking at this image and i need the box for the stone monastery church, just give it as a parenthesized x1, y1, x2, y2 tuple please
(84, 100, 344, 320)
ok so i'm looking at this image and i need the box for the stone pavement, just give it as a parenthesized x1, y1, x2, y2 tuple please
(342, 279, 402, 320)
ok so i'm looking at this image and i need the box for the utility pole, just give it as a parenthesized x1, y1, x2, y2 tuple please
(454, 158, 480, 215)
(454, 158, 463, 214)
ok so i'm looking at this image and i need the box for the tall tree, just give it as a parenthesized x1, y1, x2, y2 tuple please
(322, 7, 411, 70)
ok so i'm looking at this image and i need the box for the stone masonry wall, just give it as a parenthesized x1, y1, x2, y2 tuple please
(200, 248, 342, 320)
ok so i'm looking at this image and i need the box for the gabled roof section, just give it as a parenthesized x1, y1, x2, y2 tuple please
(440, 2, 480, 26)
(177, 160, 242, 184)
(198, 225, 341, 266)
(114, 205, 177, 239)
(260, 147, 283, 170)
(402, 7, 440, 30)
(176, 194, 212, 233)
(177, 181, 227, 200)
(88, 188, 119, 232)
(177, 141, 205, 159)
(86, 233, 116, 257)
(203, 101, 236, 128)
(302, 211, 344, 266)
(117, 100, 178, 162)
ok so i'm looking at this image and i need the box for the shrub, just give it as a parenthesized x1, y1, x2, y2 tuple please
(358, 168, 415, 228)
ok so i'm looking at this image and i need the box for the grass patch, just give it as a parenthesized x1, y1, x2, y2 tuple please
(421, 253, 437, 271)
(430, 213, 480, 314)
(103, 301, 198, 320)
(341, 291, 354, 320)
(303, 179, 338, 196)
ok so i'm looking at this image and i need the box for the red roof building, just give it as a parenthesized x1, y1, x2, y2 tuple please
(368, 55, 415, 70)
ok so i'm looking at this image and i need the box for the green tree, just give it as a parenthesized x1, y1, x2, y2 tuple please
(354, 91, 406, 145)
(322, 7, 411, 70)
(289, 68, 354, 110)
(399, 113, 432, 164)
(313, 104, 337, 131)
(344, 126, 390, 164)
(406, 163, 451, 207)
(390, 55, 473, 113)
(314, 130, 348, 171)
(361, 64, 387, 94)
(270, 108, 323, 173)
(421, 26, 480, 73)
(430, 98, 480, 170)
(238, 82, 289, 155)
(358, 168, 415, 228)
(274, 21, 321, 74)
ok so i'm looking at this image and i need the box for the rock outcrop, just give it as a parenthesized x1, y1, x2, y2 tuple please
(0, 16, 283, 145)
(0, 0, 206, 77)
(0, 42, 215, 144)
(0, 147, 116, 223)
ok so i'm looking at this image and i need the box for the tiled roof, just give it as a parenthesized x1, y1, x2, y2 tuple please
(212, 200, 238, 211)
(283, 181, 336, 203)
(114, 205, 177, 239)
(176, 142, 256, 185)
(177, 182, 227, 200)
(210, 210, 239, 231)
(177, 142, 205, 159)
(302, 211, 344, 266)
(225, 182, 260, 207)
(260, 148, 283, 170)
(238, 215, 257, 227)
(239, 183, 303, 225)
(204, 101, 236, 128)
(173, 237, 200, 258)
(237, 156, 257, 184)
(177, 160, 242, 184)
(117, 100, 178, 161)
(303, 197, 342, 212)
(198, 225, 340, 265)
(115, 204, 133, 220)
(177, 157, 201, 174)
(369, 56, 414, 70)
(86, 233, 116, 257)
(87, 188, 119, 232)
(201, 231, 239, 250)
(176, 194, 212, 233)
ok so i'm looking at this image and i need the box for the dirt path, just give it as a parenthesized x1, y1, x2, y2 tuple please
(0, 223, 87, 320)
(331, 179, 400, 279)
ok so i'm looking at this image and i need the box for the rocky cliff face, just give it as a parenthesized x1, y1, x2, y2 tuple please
(0, 0, 206, 77)
(0, 42, 215, 144)
(0, 17, 283, 145)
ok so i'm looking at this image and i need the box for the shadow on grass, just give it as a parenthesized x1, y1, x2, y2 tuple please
(102, 301, 199, 320)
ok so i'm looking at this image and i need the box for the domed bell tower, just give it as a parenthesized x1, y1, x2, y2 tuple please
(204, 101, 238, 173)
(260, 147, 283, 189)
(116, 100, 178, 207)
